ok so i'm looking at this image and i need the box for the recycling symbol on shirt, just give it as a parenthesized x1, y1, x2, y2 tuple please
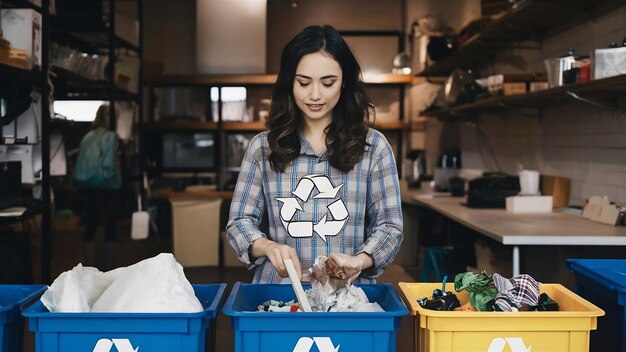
(276, 174, 348, 242)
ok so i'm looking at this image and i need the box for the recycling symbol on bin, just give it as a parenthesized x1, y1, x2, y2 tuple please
(276, 174, 348, 242)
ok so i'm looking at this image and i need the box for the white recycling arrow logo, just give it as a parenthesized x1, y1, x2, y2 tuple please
(487, 337, 532, 352)
(92, 339, 139, 352)
(293, 337, 340, 352)
(276, 174, 348, 242)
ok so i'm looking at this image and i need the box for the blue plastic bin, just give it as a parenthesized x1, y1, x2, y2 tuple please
(568, 259, 626, 352)
(222, 282, 408, 352)
(0, 284, 47, 352)
(22, 284, 226, 352)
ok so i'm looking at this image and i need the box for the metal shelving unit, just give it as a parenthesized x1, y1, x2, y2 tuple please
(42, 0, 143, 282)
(144, 73, 413, 188)
(425, 74, 626, 119)
(417, 0, 626, 77)
(0, 0, 51, 283)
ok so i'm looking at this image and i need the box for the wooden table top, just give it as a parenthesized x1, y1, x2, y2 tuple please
(402, 190, 626, 246)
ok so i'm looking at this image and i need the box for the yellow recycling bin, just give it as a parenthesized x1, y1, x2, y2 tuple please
(399, 282, 604, 352)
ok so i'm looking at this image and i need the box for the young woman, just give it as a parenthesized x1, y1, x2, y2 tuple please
(226, 25, 403, 283)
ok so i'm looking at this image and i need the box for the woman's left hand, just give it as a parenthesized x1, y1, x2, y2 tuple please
(327, 252, 373, 285)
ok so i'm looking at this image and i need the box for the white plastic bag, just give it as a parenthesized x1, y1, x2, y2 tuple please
(41, 264, 112, 312)
(91, 253, 202, 313)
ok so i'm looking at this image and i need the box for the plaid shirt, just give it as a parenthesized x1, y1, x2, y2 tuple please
(226, 128, 403, 283)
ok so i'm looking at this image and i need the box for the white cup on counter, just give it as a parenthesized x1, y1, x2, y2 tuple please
(519, 170, 540, 196)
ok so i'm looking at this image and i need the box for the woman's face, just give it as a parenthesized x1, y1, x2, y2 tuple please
(293, 51, 343, 125)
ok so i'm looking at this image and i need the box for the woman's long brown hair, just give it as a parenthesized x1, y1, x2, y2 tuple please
(267, 25, 374, 173)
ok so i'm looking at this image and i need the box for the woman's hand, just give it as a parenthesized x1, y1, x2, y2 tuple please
(327, 252, 374, 285)
(251, 237, 302, 279)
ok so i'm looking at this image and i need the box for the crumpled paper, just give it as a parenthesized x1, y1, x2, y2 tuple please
(306, 256, 383, 312)
(42, 253, 202, 313)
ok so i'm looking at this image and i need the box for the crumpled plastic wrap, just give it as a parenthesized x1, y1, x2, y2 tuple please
(41, 264, 112, 313)
(41, 253, 202, 313)
(306, 256, 383, 312)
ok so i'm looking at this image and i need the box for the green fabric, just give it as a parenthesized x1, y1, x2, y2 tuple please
(73, 128, 121, 190)
(454, 271, 498, 311)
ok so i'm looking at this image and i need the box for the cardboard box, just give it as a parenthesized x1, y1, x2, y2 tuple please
(0, 9, 42, 69)
(506, 195, 553, 213)
(503, 82, 527, 96)
(171, 199, 222, 267)
(541, 175, 571, 208)
(486, 73, 547, 95)
(530, 81, 549, 92)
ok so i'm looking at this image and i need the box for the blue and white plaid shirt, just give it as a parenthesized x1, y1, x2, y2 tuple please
(226, 128, 403, 283)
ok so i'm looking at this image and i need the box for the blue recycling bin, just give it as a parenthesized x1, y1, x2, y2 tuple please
(568, 259, 626, 352)
(0, 284, 47, 352)
(222, 282, 408, 352)
(22, 284, 226, 352)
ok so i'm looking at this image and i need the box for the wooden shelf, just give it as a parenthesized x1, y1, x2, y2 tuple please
(51, 67, 140, 101)
(144, 121, 218, 131)
(424, 74, 626, 119)
(223, 121, 267, 131)
(146, 74, 277, 86)
(0, 63, 41, 85)
(417, 0, 623, 77)
(50, 18, 140, 52)
(370, 120, 406, 130)
(362, 73, 414, 85)
(145, 73, 415, 86)
(2, 0, 42, 12)
(145, 120, 411, 132)
(151, 187, 233, 200)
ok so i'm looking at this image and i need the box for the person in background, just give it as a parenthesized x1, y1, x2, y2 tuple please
(226, 25, 403, 283)
(73, 104, 121, 270)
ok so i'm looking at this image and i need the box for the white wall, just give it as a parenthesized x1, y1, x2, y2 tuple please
(196, 0, 267, 74)
(458, 5, 626, 206)
(266, 0, 403, 73)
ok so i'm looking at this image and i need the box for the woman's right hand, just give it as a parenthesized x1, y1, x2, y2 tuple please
(251, 237, 302, 279)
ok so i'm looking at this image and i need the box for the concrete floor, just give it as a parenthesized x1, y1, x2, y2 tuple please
(21, 218, 418, 352)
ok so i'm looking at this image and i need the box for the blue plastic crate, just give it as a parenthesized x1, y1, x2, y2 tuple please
(222, 282, 408, 352)
(0, 284, 47, 352)
(22, 284, 226, 352)
(568, 259, 626, 352)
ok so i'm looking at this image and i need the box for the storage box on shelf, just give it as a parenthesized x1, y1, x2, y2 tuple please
(0, 8, 42, 69)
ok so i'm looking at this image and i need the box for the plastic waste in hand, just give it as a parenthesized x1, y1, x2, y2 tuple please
(284, 258, 312, 312)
